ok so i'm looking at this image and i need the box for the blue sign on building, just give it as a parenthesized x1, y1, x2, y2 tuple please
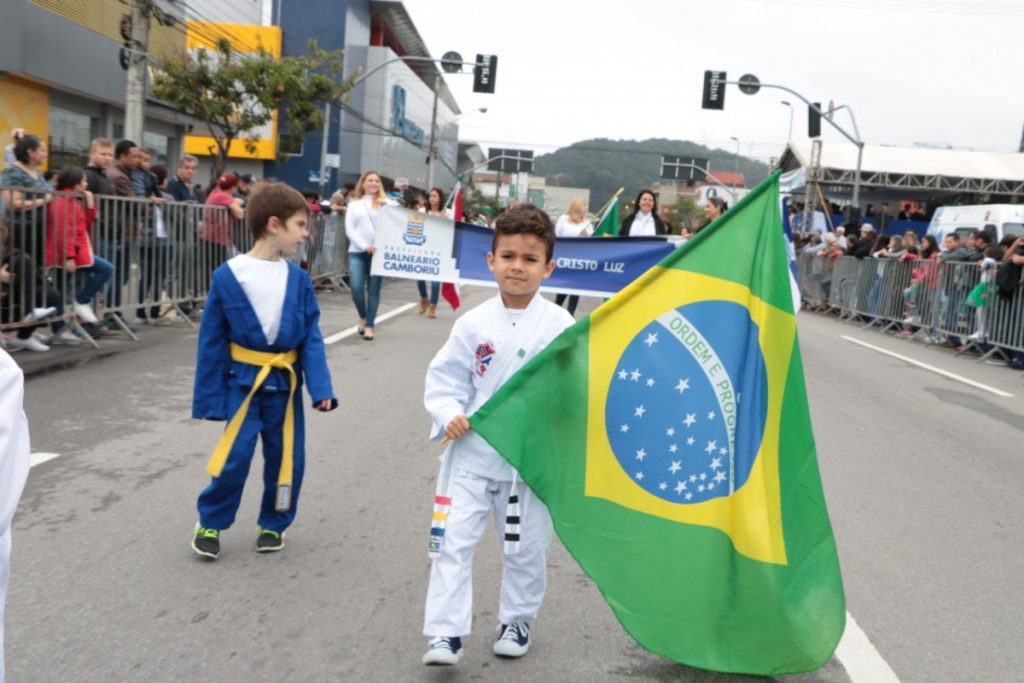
(391, 85, 426, 147)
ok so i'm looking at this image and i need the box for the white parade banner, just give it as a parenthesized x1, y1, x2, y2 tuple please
(371, 207, 460, 283)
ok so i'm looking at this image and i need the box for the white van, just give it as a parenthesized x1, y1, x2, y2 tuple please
(926, 204, 1024, 243)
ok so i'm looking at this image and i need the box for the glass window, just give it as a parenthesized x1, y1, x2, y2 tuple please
(143, 131, 170, 166)
(1003, 223, 1024, 238)
(48, 106, 94, 169)
(113, 122, 124, 140)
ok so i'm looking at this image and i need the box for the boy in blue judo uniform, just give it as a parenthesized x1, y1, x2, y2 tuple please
(191, 182, 337, 559)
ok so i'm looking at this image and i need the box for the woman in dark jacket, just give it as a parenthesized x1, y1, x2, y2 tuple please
(619, 189, 667, 237)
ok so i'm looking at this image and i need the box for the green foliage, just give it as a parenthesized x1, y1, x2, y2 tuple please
(534, 138, 771, 212)
(665, 196, 704, 234)
(462, 177, 501, 219)
(152, 38, 359, 179)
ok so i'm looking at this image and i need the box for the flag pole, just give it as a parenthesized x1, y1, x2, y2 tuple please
(592, 186, 625, 223)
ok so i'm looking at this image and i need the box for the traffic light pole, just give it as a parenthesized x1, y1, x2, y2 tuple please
(721, 79, 865, 211)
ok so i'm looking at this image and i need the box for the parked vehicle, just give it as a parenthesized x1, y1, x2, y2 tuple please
(926, 204, 1024, 242)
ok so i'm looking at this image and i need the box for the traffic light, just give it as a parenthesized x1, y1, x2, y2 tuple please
(702, 70, 726, 110)
(473, 55, 498, 94)
(808, 102, 822, 138)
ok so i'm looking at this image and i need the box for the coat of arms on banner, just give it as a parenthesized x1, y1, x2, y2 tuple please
(403, 213, 427, 246)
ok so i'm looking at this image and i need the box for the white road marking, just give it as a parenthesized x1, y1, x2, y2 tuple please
(840, 335, 1013, 398)
(30, 452, 60, 468)
(836, 610, 901, 683)
(324, 302, 418, 345)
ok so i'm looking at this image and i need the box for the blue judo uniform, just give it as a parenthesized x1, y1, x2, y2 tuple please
(192, 262, 337, 532)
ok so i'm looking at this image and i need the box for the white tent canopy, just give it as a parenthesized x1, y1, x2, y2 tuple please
(777, 141, 1024, 199)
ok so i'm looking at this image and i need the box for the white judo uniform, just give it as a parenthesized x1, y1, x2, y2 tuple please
(0, 351, 31, 682)
(423, 293, 574, 638)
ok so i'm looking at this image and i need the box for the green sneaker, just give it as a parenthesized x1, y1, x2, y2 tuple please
(192, 524, 220, 559)
(256, 528, 285, 553)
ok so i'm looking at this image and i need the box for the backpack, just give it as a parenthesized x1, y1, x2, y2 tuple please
(994, 259, 1021, 301)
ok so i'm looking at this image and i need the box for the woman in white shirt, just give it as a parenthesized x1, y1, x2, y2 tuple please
(345, 170, 394, 341)
(619, 189, 667, 237)
(416, 187, 449, 319)
(553, 197, 593, 316)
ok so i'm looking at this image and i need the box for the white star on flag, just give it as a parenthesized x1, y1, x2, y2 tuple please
(630, 369, 642, 381)
(666, 427, 675, 436)
(634, 405, 646, 418)
(675, 481, 686, 494)
(683, 413, 696, 427)
(620, 424, 630, 433)
(685, 492, 693, 500)
(714, 471, 727, 483)
(709, 457, 722, 470)
(617, 369, 628, 380)
(686, 436, 695, 446)
(668, 460, 682, 474)
(707, 411, 716, 420)
(705, 440, 717, 454)
(699, 472, 707, 481)
(698, 484, 705, 492)
(707, 483, 715, 490)
(675, 378, 690, 394)
(635, 471, 645, 480)
(644, 332, 659, 347)
(719, 447, 728, 455)
(645, 377, 655, 387)
(669, 443, 678, 453)
(635, 448, 647, 461)
(689, 474, 697, 482)
(659, 482, 667, 491)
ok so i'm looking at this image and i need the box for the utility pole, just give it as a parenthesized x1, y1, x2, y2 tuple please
(425, 73, 441, 190)
(124, 0, 151, 144)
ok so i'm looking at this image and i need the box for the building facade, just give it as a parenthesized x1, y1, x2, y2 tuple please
(0, 0, 195, 170)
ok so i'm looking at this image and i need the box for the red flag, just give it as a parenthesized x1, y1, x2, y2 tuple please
(440, 183, 463, 310)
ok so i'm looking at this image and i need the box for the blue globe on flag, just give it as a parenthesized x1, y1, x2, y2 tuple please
(605, 301, 768, 505)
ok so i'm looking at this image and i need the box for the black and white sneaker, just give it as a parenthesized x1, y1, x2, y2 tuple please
(191, 524, 220, 559)
(256, 528, 285, 553)
(493, 620, 530, 657)
(422, 636, 463, 665)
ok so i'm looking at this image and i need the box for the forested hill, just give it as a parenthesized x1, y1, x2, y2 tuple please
(533, 138, 772, 210)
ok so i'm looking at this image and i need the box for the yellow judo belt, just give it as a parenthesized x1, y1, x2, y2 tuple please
(205, 343, 299, 512)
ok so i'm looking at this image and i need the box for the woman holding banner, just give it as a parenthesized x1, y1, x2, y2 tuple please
(619, 189, 667, 237)
(345, 171, 395, 341)
(416, 187, 447, 319)
(554, 197, 593, 316)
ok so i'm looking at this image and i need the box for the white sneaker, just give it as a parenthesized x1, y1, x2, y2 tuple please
(493, 620, 531, 658)
(72, 302, 99, 324)
(22, 306, 56, 323)
(422, 636, 463, 665)
(53, 329, 84, 344)
(7, 336, 50, 352)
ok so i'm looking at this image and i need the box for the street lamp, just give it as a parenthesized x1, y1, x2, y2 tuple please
(781, 100, 794, 141)
(729, 136, 740, 187)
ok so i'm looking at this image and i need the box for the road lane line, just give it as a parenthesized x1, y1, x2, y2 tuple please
(324, 302, 418, 345)
(840, 335, 1013, 398)
(836, 611, 901, 683)
(30, 452, 60, 468)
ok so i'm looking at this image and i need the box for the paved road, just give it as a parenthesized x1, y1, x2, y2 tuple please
(6, 283, 1022, 681)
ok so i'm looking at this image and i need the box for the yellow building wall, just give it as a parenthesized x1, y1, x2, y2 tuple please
(29, 0, 184, 61)
(183, 22, 283, 161)
(0, 76, 50, 170)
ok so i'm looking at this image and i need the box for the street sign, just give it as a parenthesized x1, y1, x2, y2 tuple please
(660, 156, 709, 181)
(441, 51, 463, 74)
(473, 54, 498, 94)
(394, 177, 410, 190)
(325, 153, 340, 169)
(487, 148, 533, 173)
(738, 73, 761, 95)
(702, 70, 726, 110)
(809, 102, 822, 138)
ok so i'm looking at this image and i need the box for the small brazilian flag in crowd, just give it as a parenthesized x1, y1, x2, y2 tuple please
(471, 172, 845, 675)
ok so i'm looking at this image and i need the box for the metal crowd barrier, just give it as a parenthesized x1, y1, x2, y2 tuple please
(1, 184, 355, 352)
(797, 253, 1024, 363)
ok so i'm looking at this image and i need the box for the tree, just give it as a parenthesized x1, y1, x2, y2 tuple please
(152, 38, 359, 181)
(461, 177, 501, 221)
(664, 196, 704, 234)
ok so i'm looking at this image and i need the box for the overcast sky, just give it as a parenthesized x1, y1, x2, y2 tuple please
(402, 0, 1023, 162)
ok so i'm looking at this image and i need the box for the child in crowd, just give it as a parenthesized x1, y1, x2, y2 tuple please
(421, 205, 574, 666)
(45, 167, 113, 339)
(966, 245, 1004, 342)
(190, 182, 337, 560)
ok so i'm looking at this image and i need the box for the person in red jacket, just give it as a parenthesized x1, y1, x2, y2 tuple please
(46, 167, 113, 339)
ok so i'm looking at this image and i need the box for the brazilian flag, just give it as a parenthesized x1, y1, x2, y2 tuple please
(471, 172, 845, 675)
